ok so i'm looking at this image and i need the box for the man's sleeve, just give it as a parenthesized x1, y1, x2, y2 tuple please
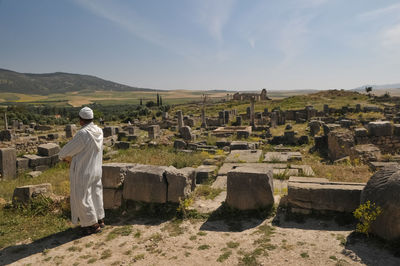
(58, 132, 85, 159)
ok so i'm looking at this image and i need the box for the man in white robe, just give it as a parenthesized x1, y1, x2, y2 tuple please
(59, 107, 105, 234)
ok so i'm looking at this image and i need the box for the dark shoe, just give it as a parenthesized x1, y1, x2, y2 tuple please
(81, 223, 101, 236)
(98, 219, 105, 228)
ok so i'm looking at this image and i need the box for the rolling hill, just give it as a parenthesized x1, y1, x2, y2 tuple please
(0, 68, 155, 95)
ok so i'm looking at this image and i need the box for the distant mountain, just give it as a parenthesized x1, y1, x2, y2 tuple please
(352, 83, 400, 92)
(0, 68, 155, 95)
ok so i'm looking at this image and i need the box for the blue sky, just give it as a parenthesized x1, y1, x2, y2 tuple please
(1, 0, 400, 91)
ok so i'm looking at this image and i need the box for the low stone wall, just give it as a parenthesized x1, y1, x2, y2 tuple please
(102, 163, 196, 209)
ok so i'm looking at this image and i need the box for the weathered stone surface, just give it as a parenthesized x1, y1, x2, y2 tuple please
(360, 166, 400, 240)
(309, 120, 320, 136)
(102, 163, 136, 189)
(179, 126, 193, 141)
(0, 148, 17, 179)
(230, 141, 249, 150)
(288, 176, 329, 183)
(195, 165, 217, 184)
(115, 141, 130, 150)
(368, 161, 399, 171)
(37, 143, 60, 157)
(165, 166, 196, 203)
(273, 168, 299, 176)
(263, 152, 302, 163)
(173, 140, 187, 150)
(148, 125, 160, 139)
(0, 130, 13, 141)
(225, 150, 262, 163)
(393, 124, 400, 136)
(327, 129, 354, 161)
(103, 126, 116, 137)
(368, 121, 393, 137)
(123, 165, 168, 203)
(226, 166, 274, 210)
(349, 144, 381, 163)
(287, 180, 364, 213)
(211, 175, 227, 189)
(65, 124, 77, 138)
(23, 154, 51, 168)
(103, 188, 123, 209)
(355, 128, 368, 137)
(12, 183, 52, 204)
(16, 157, 29, 172)
(27, 171, 42, 178)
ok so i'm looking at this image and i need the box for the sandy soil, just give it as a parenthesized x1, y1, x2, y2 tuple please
(1, 202, 399, 266)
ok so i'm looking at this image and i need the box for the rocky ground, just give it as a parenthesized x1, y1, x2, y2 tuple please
(1, 197, 399, 266)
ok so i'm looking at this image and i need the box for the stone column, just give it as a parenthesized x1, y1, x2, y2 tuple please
(218, 111, 225, 126)
(250, 98, 255, 127)
(65, 124, 77, 138)
(3, 112, 8, 130)
(201, 109, 207, 128)
(176, 110, 184, 130)
(0, 148, 17, 179)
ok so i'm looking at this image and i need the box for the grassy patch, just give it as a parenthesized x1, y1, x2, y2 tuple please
(198, 244, 211, 250)
(133, 254, 145, 261)
(330, 255, 338, 261)
(100, 249, 112, 260)
(194, 185, 224, 200)
(197, 231, 207, 236)
(0, 197, 71, 249)
(67, 246, 82, 252)
(110, 146, 208, 169)
(217, 250, 232, 262)
(300, 252, 309, 258)
(106, 225, 132, 241)
(336, 234, 347, 246)
(161, 220, 184, 237)
(227, 241, 240, 248)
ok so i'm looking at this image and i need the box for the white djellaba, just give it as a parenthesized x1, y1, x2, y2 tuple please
(58, 107, 104, 227)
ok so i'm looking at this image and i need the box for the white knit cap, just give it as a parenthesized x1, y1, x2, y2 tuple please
(79, 107, 94, 119)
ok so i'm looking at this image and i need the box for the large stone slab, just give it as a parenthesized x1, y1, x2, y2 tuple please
(165, 166, 196, 203)
(368, 161, 399, 172)
(218, 163, 272, 176)
(0, 148, 16, 179)
(123, 165, 168, 203)
(103, 188, 123, 209)
(102, 163, 136, 189)
(229, 141, 249, 150)
(367, 121, 393, 136)
(225, 150, 263, 163)
(263, 152, 302, 163)
(287, 180, 365, 213)
(16, 157, 29, 173)
(226, 166, 274, 210)
(12, 183, 52, 204)
(37, 143, 60, 157)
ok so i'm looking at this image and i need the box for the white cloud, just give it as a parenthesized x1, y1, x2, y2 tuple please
(382, 23, 400, 48)
(358, 3, 400, 20)
(192, 0, 236, 44)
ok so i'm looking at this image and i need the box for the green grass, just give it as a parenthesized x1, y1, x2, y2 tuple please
(227, 241, 240, 248)
(106, 225, 133, 241)
(161, 220, 184, 237)
(100, 249, 112, 260)
(0, 162, 70, 201)
(217, 250, 232, 262)
(0, 196, 71, 249)
(198, 244, 211, 250)
(300, 252, 309, 258)
(110, 146, 208, 169)
(194, 185, 224, 200)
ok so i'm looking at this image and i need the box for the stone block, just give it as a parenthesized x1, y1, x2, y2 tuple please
(195, 165, 217, 184)
(393, 124, 400, 136)
(115, 141, 130, 150)
(226, 166, 274, 210)
(103, 126, 116, 137)
(103, 188, 123, 209)
(174, 139, 187, 149)
(165, 166, 196, 203)
(225, 150, 262, 163)
(287, 180, 365, 213)
(368, 121, 393, 136)
(355, 128, 368, 137)
(37, 143, 60, 157)
(16, 157, 29, 172)
(23, 154, 51, 168)
(0, 130, 13, 141)
(0, 148, 17, 179)
(47, 133, 59, 140)
(65, 124, 77, 138)
(123, 165, 168, 203)
(12, 183, 52, 204)
(102, 163, 136, 189)
(230, 141, 249, 150)
(179, 126, 193, 141)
